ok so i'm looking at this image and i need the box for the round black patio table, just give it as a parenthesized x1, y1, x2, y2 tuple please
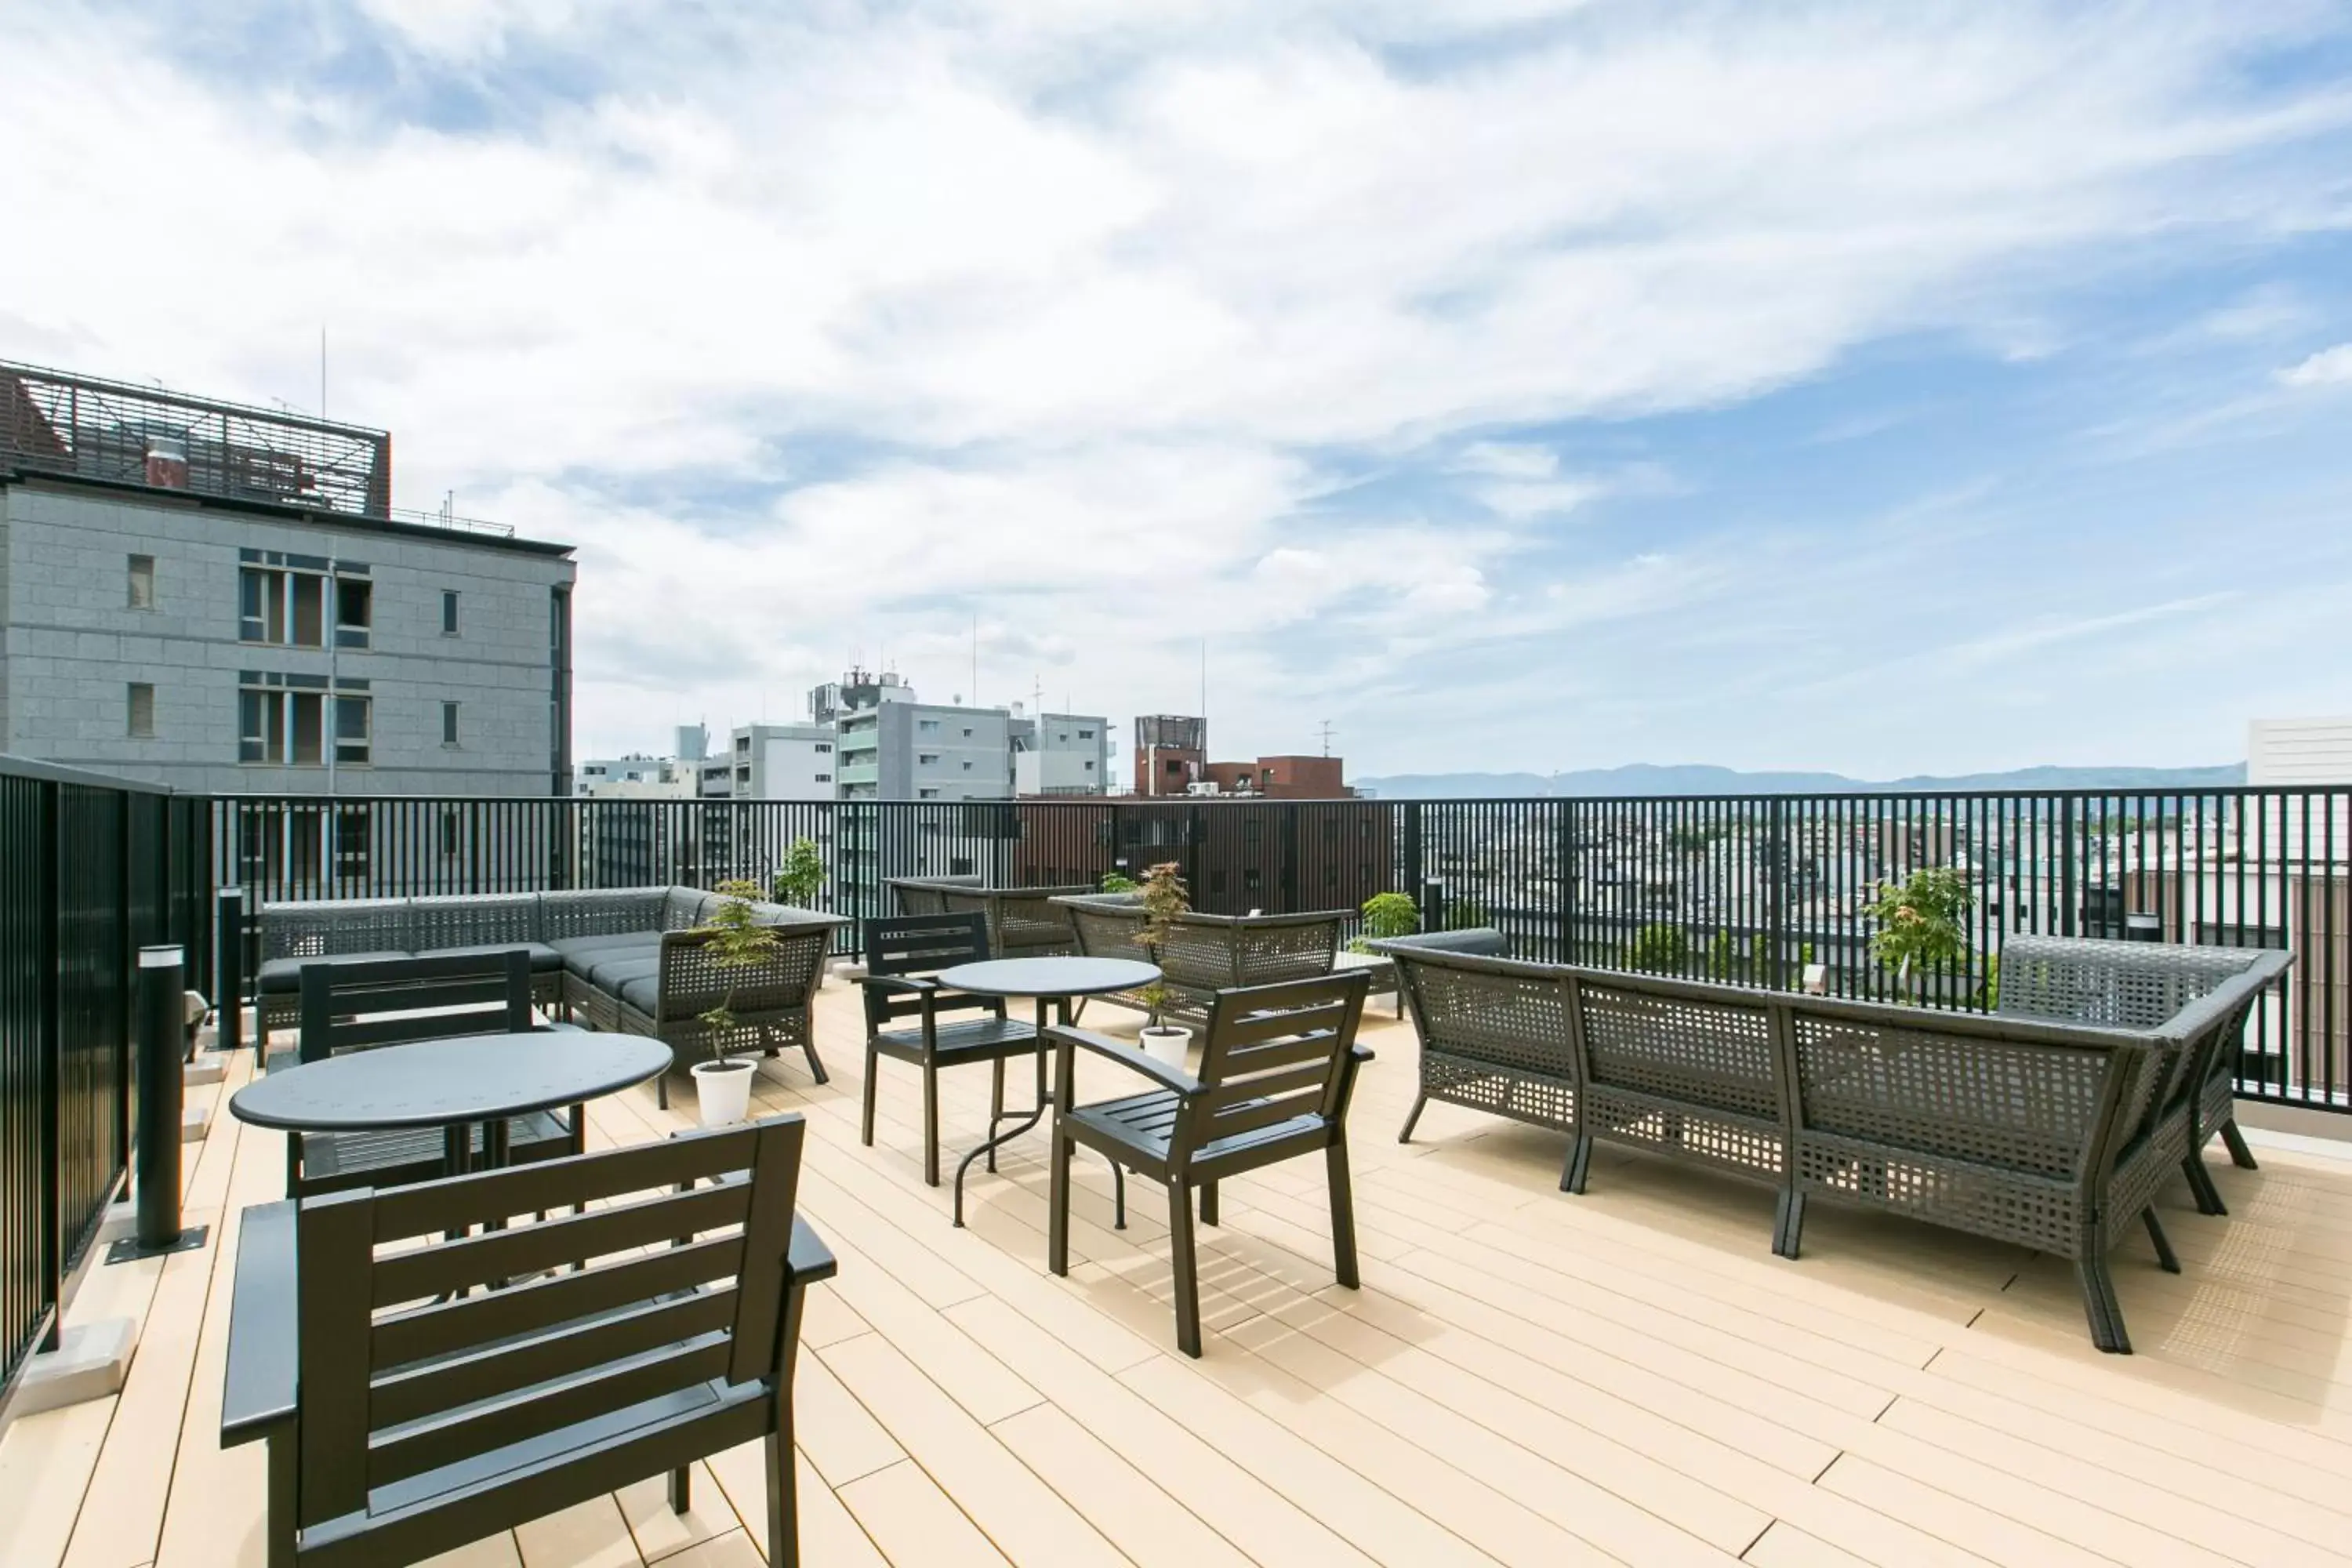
(230, 1032, 673, 1174)
(935, 956, 1161, 1228)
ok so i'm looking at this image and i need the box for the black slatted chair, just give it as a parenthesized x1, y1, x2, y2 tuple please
(857, 913, 1042, 1186)
(1045, 971, 1373, 1356)
(285, 949, 581, 1200)
(221, 1115, 835, 1568)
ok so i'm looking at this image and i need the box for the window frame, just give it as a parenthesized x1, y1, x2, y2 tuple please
(127, 554, 156, 611)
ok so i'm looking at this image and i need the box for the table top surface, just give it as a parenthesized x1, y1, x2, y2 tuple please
(228, 1031, 673, 1132)
(937, 956, 1162, 999)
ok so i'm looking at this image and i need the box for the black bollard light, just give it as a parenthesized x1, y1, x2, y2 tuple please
(108, 945, 208, 1262)
(214, 887, 245, 1054)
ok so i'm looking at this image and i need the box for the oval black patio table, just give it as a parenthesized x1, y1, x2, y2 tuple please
(934, 956, 1161, 1228)
(229, 1031, 672, 1175)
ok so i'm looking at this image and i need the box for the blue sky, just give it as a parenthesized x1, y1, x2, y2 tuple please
(5, 2, 2351, 779)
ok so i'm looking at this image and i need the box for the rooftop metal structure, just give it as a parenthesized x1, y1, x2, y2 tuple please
(0, 359, 392, 518)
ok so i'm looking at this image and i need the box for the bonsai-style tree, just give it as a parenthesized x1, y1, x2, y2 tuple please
(771, 837, 825, 909)
(1864, 866, 1973, 999)
(1135, 860, 1189, 1030)
(1627, 921, 1690, 974)
(696, 879, 778, 1064)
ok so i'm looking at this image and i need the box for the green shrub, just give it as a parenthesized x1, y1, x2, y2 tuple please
(1627, 922, 1690, 974)
(771, 837, 825, 908)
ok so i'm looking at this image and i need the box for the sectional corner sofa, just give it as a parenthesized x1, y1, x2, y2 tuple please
(256, 886, 846, 1096)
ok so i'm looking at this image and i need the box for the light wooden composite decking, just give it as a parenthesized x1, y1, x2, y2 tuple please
(6, 978, 2352, 1568)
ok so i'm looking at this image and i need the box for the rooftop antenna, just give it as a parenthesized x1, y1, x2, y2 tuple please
(319, 325, 326, 422)
(1200, 639, 1208, 758)
(971, 610, 979, 709)
(1319, 718, 1336, 757)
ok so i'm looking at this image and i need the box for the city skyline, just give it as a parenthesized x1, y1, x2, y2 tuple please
(5, 5, 2350, 777)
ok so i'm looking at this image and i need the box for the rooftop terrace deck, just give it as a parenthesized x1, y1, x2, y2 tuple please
(5, 981, 2352, 1568)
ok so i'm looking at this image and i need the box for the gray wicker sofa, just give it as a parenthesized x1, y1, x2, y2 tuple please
(1376, 929, 2288, 1352)
(256, 887, 845, 1096)
(1049, 892, 1349, 1025)
(886, 877, 1094, 958)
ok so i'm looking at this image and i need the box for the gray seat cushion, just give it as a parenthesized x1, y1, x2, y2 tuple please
(257, 951, 414, 995)
(414, 940, 563, 974)
(618, 974, 662, 1015)
(586, 952, 661, 992)
(548, 931, 664, 977)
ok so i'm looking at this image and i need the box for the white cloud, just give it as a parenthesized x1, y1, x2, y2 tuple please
(2278, 343, 2352, 387)
(1, 3, 2346, 767)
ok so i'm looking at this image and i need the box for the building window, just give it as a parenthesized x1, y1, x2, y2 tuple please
(736, 735, 750, 753)
(127, 683, 155, 737)
(336, 695, 371, 764)
(241, 564, 366, 648)
(962, 728, 974, 738)
(815, 742, 832, 754)
(918, 752, 939, 764)
(1078, 728, 1094, 739)
(961, 760, 972, 771)
(336, 579, 372, 649)
(128, 555, 156, 610)
(1084, 760, 1095, 771)
(441, 701, 460, 747)
(814, 772, 831, 783)
(442, 590, 462, 636)
(918, 719, 939, 733)
(240, 683, 369, 766)
(919, 788, 940, 799)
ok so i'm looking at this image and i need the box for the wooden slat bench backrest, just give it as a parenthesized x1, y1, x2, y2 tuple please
(296, 948, 535, 1063)
(294, 1116, 807, 1527)
(859, 914, 1001, 1032)
(1181, 972, 1370, 1156)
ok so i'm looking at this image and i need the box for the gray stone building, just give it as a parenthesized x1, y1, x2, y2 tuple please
(0, 361, 576, 800)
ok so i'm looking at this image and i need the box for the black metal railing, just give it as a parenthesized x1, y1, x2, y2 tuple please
(204, 786, 2350, 1112)
(0, 757, 212, 1417)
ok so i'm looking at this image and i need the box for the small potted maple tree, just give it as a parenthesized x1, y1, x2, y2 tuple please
(1134, 860, 1192, 1067)
(691, 880, 775, 1123)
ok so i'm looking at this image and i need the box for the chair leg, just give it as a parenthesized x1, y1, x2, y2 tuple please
(1112, 1160, 1127, 1229)
(1327, 1138, 1360, 1290)
(1773, 1189, 1806, 1260)
(1047, 1124, 1073, 1276)
(2143, 1210, 2182, 1274)
(861, 1047, 879, 1148)
(988, 1058, 1006, 1174)
(801, 1033, 828, 1085)
(656, 1070, 668, 1111)
(266, 1425, 297, 1568)
(670, 1465, 691, 1514)
(922, 1063, 940, 1187)
(1199, 1180, 1218, 1227)
(764, 1428, 799, 1568)
(2220, 1119, 2259, 1171)
(1398, 1091, 1428, 1145)
(1168, 1182, 1203, 1357)
(1560, 1132, 1593, 1195)
(2077, 1254, 2132, 1353)
(2183, 1154, 2228, 1217)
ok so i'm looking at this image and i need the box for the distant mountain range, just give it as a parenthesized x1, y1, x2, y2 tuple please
(1353, 762, 2249, 798)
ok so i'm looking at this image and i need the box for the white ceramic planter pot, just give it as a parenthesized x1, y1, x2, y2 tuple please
(1138, 1025, 1192, 1069)
(691, 1059, 756, 1125)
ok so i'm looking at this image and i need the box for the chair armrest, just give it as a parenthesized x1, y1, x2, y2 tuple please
(1045, 1024, 1203, 1095)
(789, 1214, 838, 1286)
(1349, 1044, 1376, 1065)
(858, 974, 937, 996)
(220, 1200, 299, 1449)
